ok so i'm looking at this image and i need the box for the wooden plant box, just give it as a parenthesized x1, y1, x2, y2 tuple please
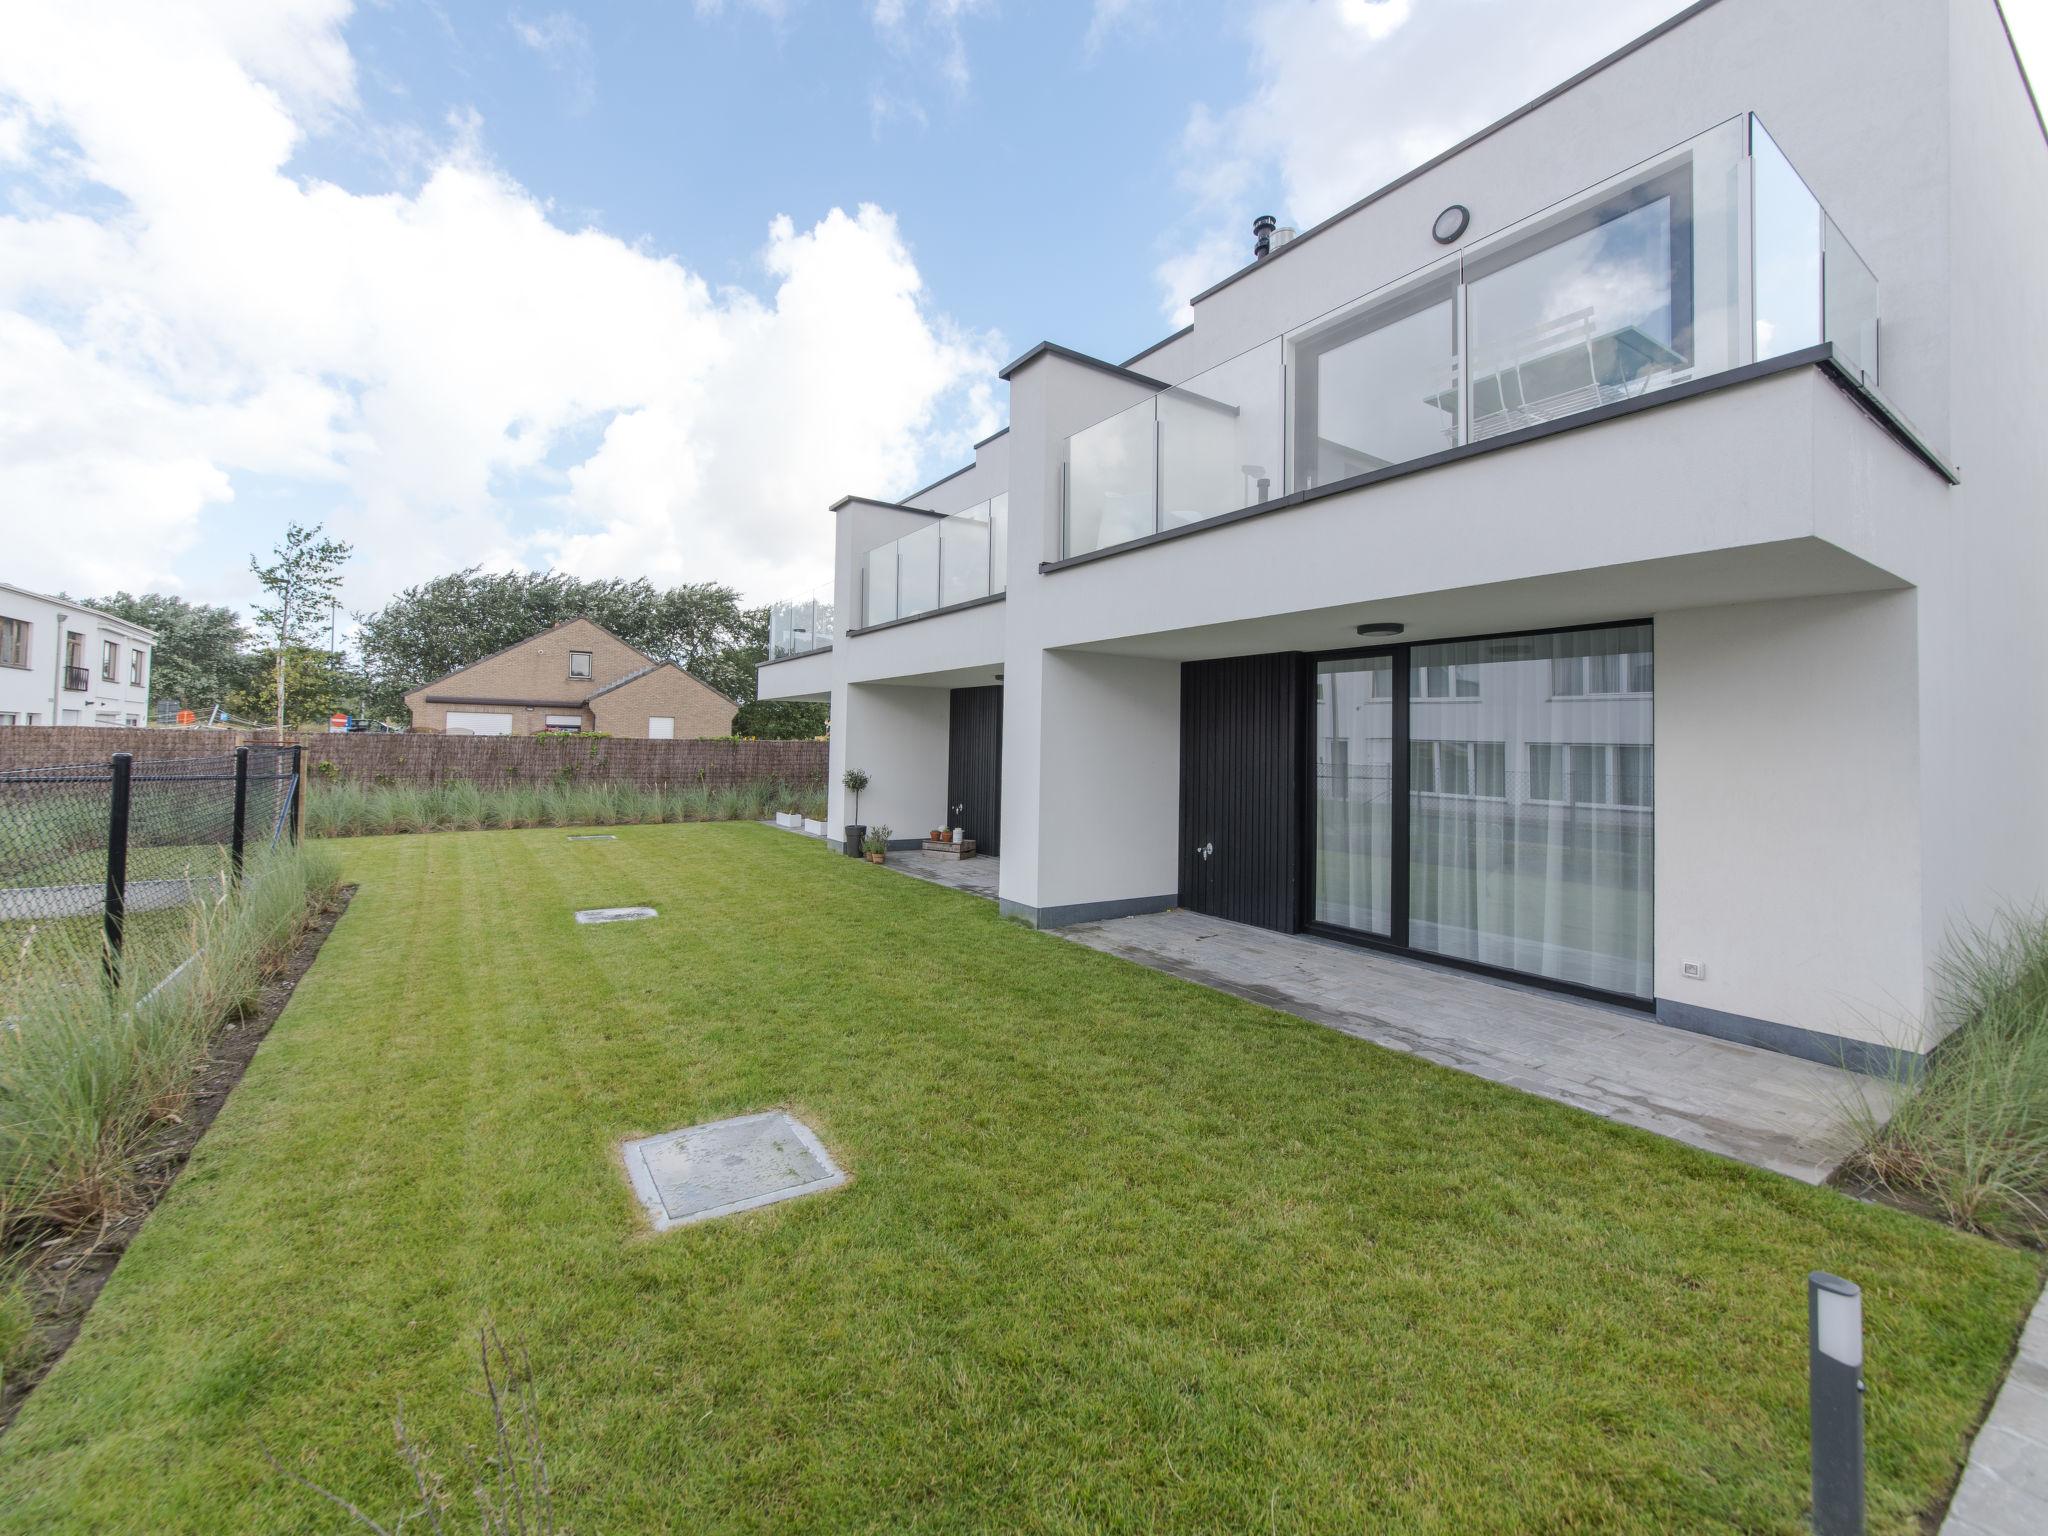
(922, 838, 977, 859)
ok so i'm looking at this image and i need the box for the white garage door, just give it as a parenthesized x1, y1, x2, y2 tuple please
(647, 716, 675, 740)
(446, 710, 513, 736)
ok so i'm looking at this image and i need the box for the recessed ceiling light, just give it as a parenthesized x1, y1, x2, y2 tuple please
(1432, 205, 1470, 244)
(1356, 621, 1405, 637)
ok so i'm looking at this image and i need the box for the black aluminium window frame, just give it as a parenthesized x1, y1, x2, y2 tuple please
(1300, 615, 1656, 1012)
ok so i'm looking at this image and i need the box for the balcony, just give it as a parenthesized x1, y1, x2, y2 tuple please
(1061, 113, 1884, 561)
(861, 494, 1009, 628)
(63, 664, 89, 692)
(767, 584, 835, 661)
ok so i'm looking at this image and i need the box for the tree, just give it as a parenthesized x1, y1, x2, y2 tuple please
(249, 522, 352, 738)
(81, 592, 254, 718)
(227, 645, 359, 729)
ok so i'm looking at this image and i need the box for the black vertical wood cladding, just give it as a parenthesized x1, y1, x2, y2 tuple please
(1178, 653, 1305, 932)
(946, 685, 1004, 855)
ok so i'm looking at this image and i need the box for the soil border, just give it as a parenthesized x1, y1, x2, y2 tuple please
(0, 884, 357, 1435)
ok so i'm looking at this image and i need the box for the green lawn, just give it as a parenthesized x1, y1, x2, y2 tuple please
(0, 823, 2036, 1533)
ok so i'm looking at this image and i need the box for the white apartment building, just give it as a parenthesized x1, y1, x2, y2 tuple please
(760, 0, 2048, 1074)
(0, 583, 155, 728)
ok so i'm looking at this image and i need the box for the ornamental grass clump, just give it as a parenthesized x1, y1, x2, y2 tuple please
(0, 845, 341, 1239)
(1844, 908, 2048, 1245)
(301, 779, 814, 838)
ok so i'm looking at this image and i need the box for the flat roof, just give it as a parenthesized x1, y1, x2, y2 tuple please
(0, 581, 159, 641)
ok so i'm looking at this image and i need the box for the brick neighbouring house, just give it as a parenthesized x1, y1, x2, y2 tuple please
(403, 616, 738, 739)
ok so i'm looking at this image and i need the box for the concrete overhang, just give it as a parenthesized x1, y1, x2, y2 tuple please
(1034, 362, 1945, 656)
(839, 594, 1006, 686)
(755, 648, 834, 703)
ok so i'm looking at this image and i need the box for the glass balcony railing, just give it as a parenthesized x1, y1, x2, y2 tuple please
(767, 583, 834, 660)
(1061, 113, 1882, 560)
(861, 494, 1008, 627)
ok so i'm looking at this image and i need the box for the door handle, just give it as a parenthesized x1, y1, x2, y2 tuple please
(1198, 841, 1214, 861)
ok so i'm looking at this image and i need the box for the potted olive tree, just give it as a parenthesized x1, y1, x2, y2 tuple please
(842, 767, 870, 858)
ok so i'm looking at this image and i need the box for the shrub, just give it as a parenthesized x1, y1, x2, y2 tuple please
(1844, 909, 2048, 1245)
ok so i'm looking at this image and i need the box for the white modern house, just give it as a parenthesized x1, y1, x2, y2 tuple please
(0, 582, 156, 728)
(760, 0, 2047, 1074)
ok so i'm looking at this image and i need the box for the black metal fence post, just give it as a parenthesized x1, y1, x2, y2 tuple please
(103, 751, 133, 988)
(230, 746, 250, 884)
(1809, 1271, 1866, 1536)
(289, 744, 304, 845)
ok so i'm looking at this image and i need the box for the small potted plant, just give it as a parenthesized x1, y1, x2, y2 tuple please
(863, 824, 892, 864)
(842, 767, 870, 858)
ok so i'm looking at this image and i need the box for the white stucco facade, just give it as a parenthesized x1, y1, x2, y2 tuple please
(0, 582, 155, 728)
(761, 0, 2048, 1066)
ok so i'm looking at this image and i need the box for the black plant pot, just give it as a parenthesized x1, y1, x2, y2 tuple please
(844, 824, 867, 857)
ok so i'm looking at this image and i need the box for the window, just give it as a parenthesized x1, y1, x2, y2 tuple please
(1411, 740, 1506, 798)
(0, 713, 16, 726)
(1412, 663, 1482, 700)
(1551, 650, 1653, 697)
(1463, 162, 1702, 443)
(568, 650, 593, 679)
(1403, 624, 1655, 999)
(0, 616, 27, 669)
(124, 714, 140, 727)
(129, 648, 143, 685)
(541, 714, 583, 733)
(101, 639, 118, 680)
(1528, 743, 1655, 808)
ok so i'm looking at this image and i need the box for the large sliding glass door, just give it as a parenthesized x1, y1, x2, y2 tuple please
(1313, 655, 1395, 936)
(1311, 623, 1654, 1001)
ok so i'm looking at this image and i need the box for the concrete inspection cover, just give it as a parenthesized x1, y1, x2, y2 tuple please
(567, 833, 617, 841)
(575, 906, 656, 924)
(622, 1111, 846, 1230)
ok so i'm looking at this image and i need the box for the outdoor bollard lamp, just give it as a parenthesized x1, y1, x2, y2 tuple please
(1808, 1271, 1865, 1536)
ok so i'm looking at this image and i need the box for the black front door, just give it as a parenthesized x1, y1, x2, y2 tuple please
(946, 685, 1003, 854)
(1178, 654, 1304, 930)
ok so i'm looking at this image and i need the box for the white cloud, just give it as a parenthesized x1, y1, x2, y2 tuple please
(0, 0, 1001, 608)
(1083, 0, 1149, 58)
(692, 0, 792, 24)
(510, 10, 595, 114)
(868, 0, 989, 99)
(1152, 0, 1691, 323)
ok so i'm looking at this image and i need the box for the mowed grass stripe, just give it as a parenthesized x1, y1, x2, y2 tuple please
(0, 822, 2035, 1534)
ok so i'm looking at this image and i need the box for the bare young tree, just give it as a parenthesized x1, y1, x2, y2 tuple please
(249, 521, 352, 738)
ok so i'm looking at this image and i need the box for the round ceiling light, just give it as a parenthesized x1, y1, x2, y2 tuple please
(1432, 204, 1470, 244)
(1355, 621, 1405, 637)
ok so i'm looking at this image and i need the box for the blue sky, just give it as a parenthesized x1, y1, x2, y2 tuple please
(2, 0, 2040, 624)
(327, 2, 1245, 369)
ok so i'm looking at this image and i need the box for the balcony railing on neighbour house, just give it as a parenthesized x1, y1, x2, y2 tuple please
(63, 664, 90, 692)
(767, 584, 835, 661)
(1061, 114, 1883, 561)
(861, 494, 1009, 628)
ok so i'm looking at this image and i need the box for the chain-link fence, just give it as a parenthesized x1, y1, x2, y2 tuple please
(1, 745, 301, 994)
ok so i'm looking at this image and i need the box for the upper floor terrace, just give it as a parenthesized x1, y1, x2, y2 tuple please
(1055, 113, 1918, 568)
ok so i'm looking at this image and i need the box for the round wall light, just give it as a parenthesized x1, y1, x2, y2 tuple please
(1432, 204, 1470, 244)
